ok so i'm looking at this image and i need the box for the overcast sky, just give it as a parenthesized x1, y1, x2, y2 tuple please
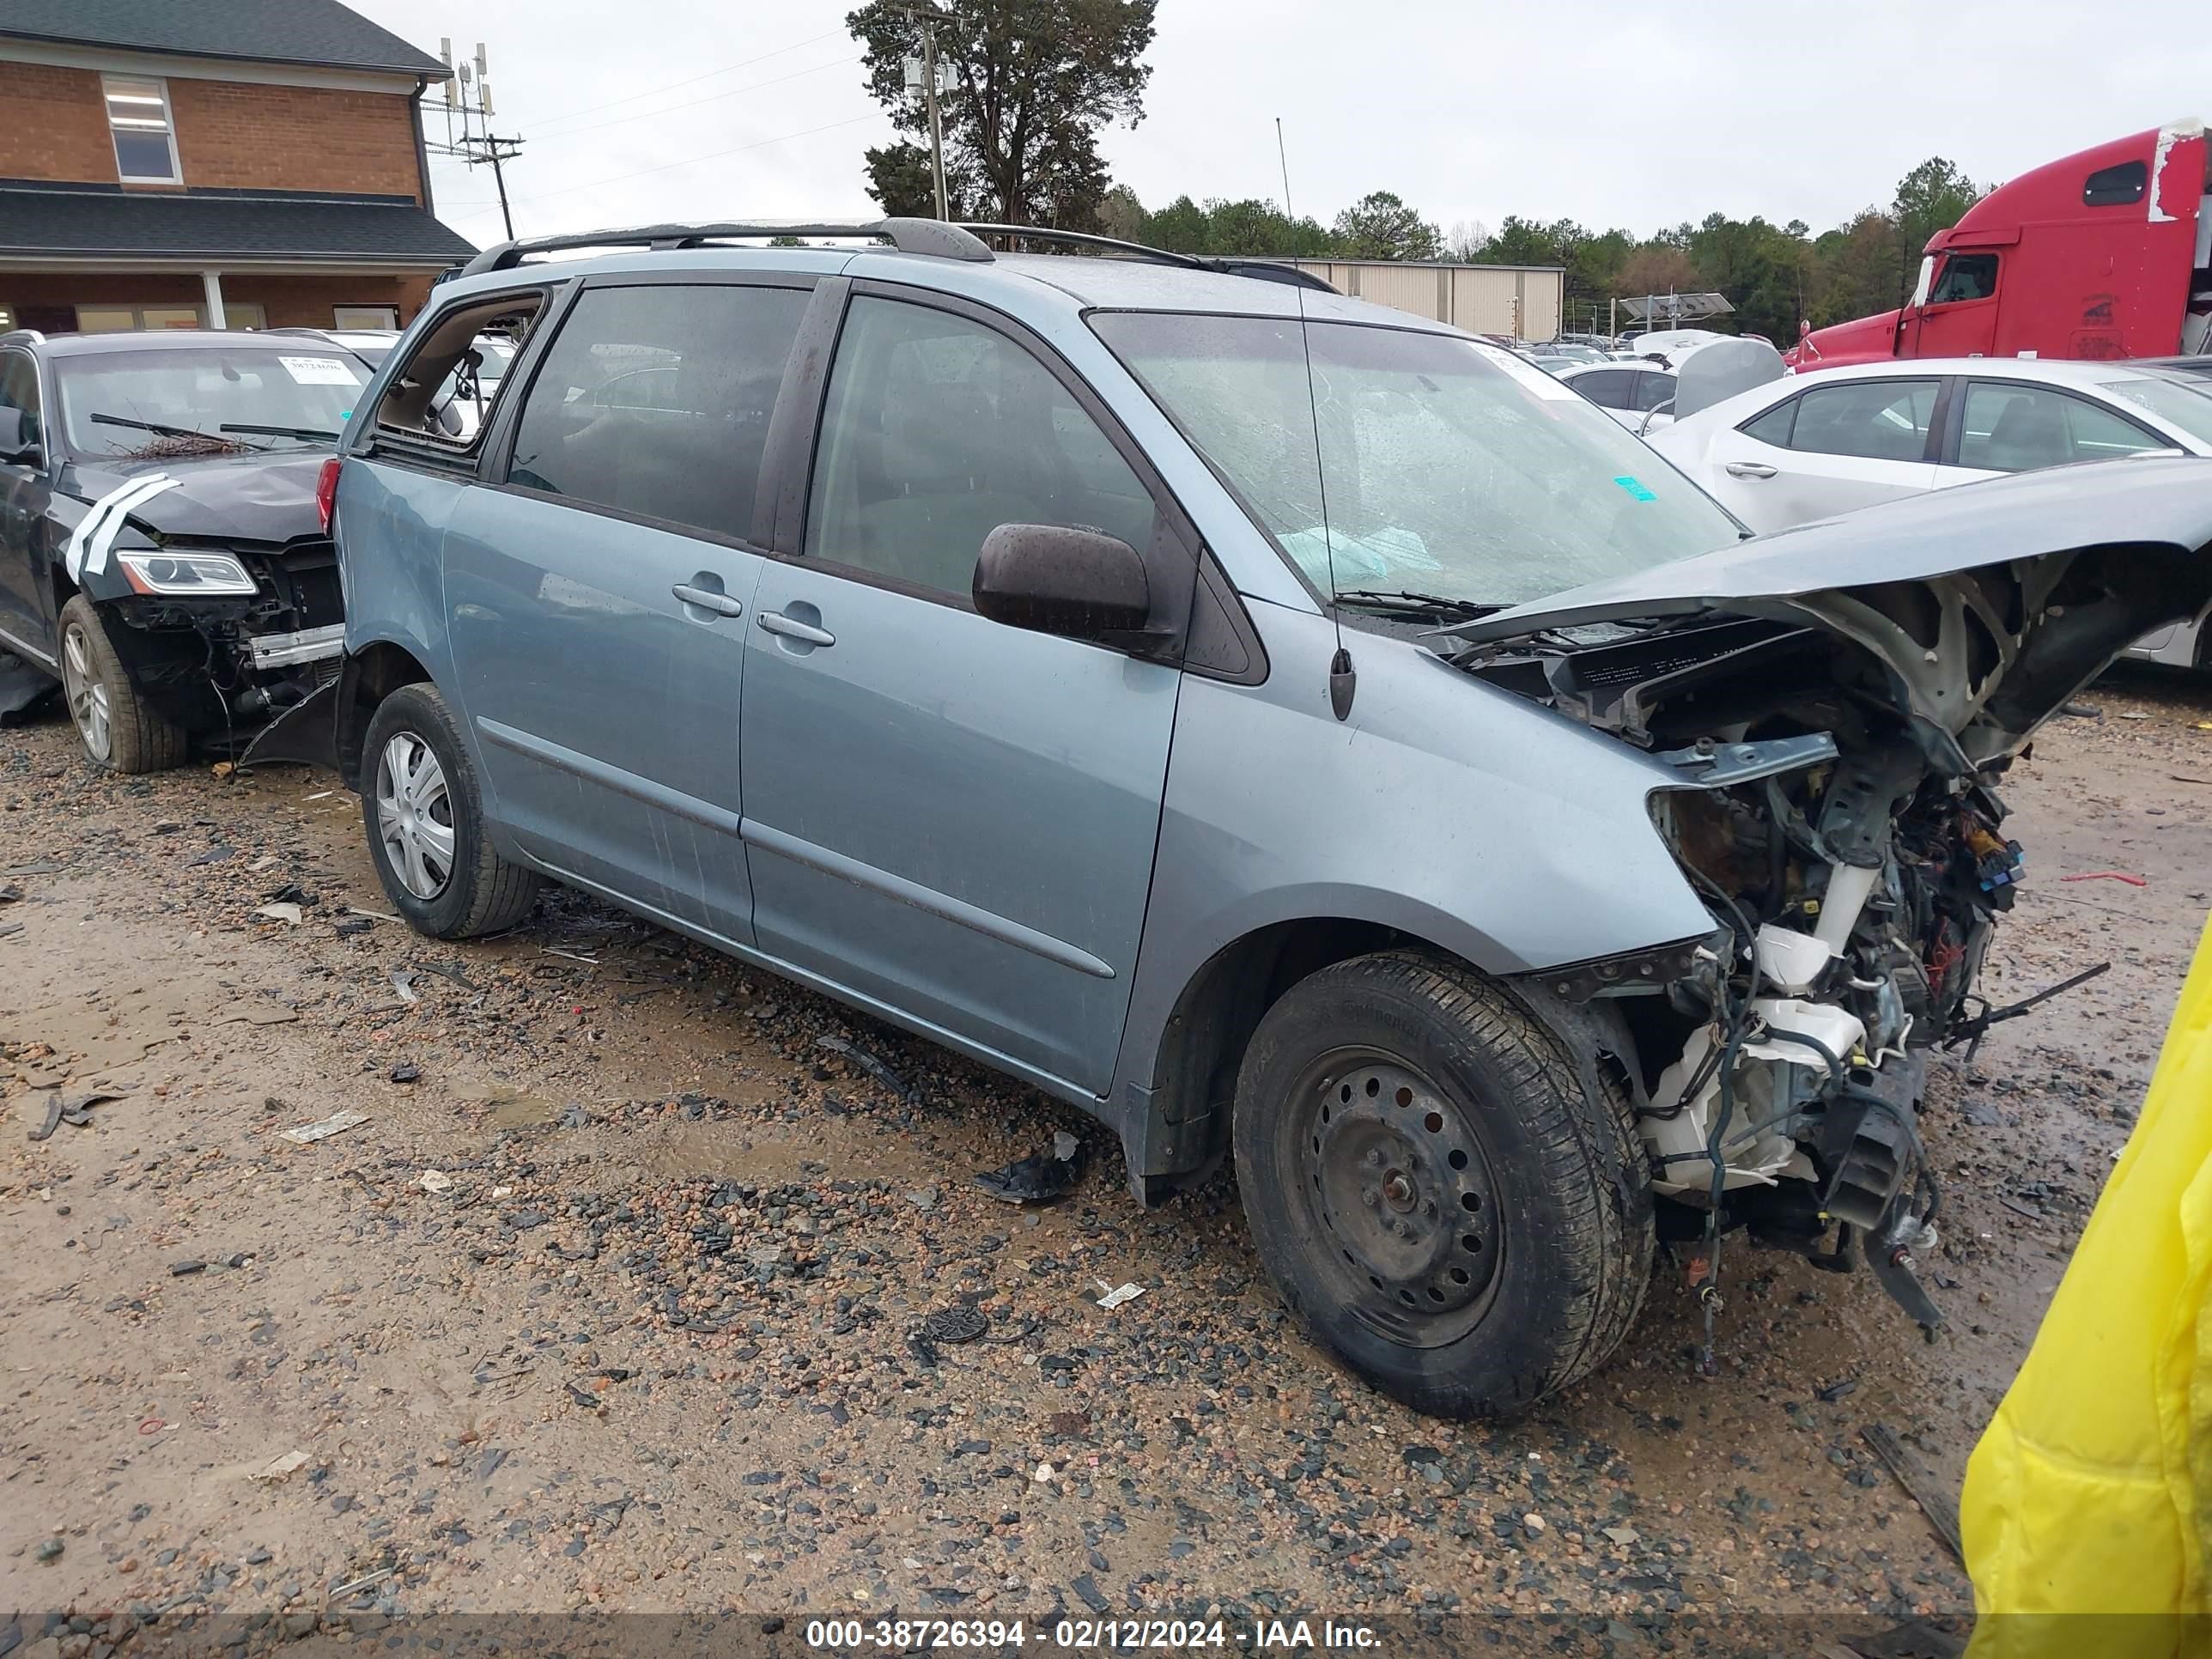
(356, 0, 2211, 252)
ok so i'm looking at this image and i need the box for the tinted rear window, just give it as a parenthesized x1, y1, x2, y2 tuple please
(507, 283, 808, 543)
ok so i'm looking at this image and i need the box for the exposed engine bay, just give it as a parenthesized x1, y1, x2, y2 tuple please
(1449, 513, 2212, 1352)
(107, 534, 345, 734)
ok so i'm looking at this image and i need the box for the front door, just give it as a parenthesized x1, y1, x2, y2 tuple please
(1899, 251, 2002, 359)
(0, 345, 52, 655)
(739, 292, 1182, 1096)
(444, 277, 811, 942)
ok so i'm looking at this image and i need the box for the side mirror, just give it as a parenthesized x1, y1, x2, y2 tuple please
(433, 399, 465, 438)
(972, 523, 1149, 641)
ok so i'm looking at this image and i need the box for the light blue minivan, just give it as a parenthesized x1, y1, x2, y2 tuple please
(326, 219, 2212, 1416)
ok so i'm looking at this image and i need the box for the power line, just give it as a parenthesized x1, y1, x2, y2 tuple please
(528, 54, 861, 142)
(525, 27, 847, 131)
(506, 111, 888, 204)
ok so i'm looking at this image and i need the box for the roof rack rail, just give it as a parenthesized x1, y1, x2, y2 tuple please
(957, 225, 1339, 293)
(459, 217, 993, 277)
(0, 327, 46, 347)
(959, 223, 1208, 270)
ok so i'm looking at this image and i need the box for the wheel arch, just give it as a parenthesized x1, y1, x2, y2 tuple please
(1115, 905, 1494, 1203)
(1115, 896, 1663, 1206)
(337, 638, 434, 790)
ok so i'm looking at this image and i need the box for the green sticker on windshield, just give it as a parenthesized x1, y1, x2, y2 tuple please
(1613, 475, 1657, 501)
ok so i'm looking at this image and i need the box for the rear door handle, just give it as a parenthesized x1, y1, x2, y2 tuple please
(672, 582, 744, 617)
(1724, 460, 1778, 480)
(757, 610, 836, 647)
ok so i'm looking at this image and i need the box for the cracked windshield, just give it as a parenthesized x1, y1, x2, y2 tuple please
(1091, 311, 1741, 610)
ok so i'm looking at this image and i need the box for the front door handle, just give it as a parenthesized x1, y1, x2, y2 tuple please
(1724, 460, 1778, 480)
(672, 582, 744, 617)
(757, 609, 836, 647)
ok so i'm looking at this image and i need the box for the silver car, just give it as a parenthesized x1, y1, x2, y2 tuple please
(1649, 356, 2212, 668)
(324, 219, 2212, 1418)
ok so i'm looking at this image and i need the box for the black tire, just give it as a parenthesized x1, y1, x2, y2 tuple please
(1233, 950, 1653, 1419)
(57, 595, 186, 774)
(360, 682, 539, 939)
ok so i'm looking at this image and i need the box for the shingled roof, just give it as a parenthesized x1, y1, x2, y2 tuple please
(0, 0, 447, 77)
(0, 185, 477, 264)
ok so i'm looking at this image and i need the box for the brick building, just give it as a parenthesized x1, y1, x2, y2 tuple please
(0, 0, 475, 334)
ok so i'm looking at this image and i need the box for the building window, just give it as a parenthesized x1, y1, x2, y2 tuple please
(104, 76, 181, 184)
(334, 306, 401, 330)
(77, 305, 205, 332)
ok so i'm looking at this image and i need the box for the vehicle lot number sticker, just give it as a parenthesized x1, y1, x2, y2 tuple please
(279, 356, 357, 386)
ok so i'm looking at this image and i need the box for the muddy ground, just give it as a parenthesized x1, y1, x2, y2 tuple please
(3, 668, 2208, 1650)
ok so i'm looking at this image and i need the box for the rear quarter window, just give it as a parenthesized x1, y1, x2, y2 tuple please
(372, 289, 547, 455)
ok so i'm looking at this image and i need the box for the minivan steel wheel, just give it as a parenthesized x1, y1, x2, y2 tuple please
(61, 620, 111, 763)
(359, 683, 541, 939)
(374, 732, 455, 899)
(1292, 1049, 1504, 1343)
(1234, 951, 1654, 1419)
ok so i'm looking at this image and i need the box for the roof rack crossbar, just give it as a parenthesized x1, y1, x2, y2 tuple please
(459, 216, 993, 277)
(956, 225, 1338, 292)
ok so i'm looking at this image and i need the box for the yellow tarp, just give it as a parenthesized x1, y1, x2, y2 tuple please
(1962, 914, 2212, 1658)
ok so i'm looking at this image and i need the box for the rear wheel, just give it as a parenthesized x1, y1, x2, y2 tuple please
(1233, 951, 1653, 1419)
(57, 595, 185, 773)
(361, 683, 539, 938)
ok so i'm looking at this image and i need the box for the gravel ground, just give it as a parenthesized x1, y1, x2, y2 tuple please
(3, 667, 2207, 1652)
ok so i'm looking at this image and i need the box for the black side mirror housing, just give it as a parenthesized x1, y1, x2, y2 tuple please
(972, 523, 1150, 642)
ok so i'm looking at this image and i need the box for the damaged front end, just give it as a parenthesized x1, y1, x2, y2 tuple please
(1457, 462, 2212, 1346)
(95, 528, 344, 750)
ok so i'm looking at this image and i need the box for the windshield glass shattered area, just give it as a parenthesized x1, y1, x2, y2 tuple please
(58, 348, 368, 458)
(2101, 376, 2212, 449)
(1090, 312, 1741, 607)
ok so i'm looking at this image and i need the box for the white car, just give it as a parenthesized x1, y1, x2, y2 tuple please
(1553, 361, 1679, 432)
(1648, 357, 2212, 666)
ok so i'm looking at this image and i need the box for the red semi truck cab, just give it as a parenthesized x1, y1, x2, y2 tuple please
(1786, 120, 2212, 372)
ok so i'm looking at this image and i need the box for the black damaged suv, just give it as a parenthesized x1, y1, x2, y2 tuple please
(0, 327, 370, 770)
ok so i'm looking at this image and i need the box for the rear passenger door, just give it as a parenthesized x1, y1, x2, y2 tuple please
(444, 276, 810, 943)
(1703, 377, 1941, 532)
(1936, 379, 2172, 487)
(739, 287, 1188, 1097)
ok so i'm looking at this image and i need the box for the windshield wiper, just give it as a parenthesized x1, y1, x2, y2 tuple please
(220, 422, 341, 443)
(1332, 589, 1504, 621)
(90, 412, 269, 451)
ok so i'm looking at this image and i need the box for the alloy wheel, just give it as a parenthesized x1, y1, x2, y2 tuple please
(60, 622, 111, 763)
(374, 732, 456, 899)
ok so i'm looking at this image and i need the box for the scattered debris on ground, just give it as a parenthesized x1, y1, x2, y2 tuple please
(2, 669, 2205, 1635)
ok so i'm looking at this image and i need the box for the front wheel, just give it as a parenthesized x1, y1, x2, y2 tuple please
(1233, 951, 1653, 1419)
(360, 683, 540, 939)
(57, 595, 186, 773)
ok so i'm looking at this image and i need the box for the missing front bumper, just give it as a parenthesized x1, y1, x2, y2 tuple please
(247, 623, 345, 671)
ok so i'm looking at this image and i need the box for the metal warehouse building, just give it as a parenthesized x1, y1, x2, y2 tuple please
(1286, 259, 1565, 340)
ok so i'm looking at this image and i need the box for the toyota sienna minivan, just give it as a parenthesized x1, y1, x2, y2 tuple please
(324, 217, 2212, 1416)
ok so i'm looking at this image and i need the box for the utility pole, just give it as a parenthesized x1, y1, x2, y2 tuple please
(1275, 117, 1292, 218)
(921, 20, 948, 221)
(426, 40, 525, 240)
(902, 9, 952, 220)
